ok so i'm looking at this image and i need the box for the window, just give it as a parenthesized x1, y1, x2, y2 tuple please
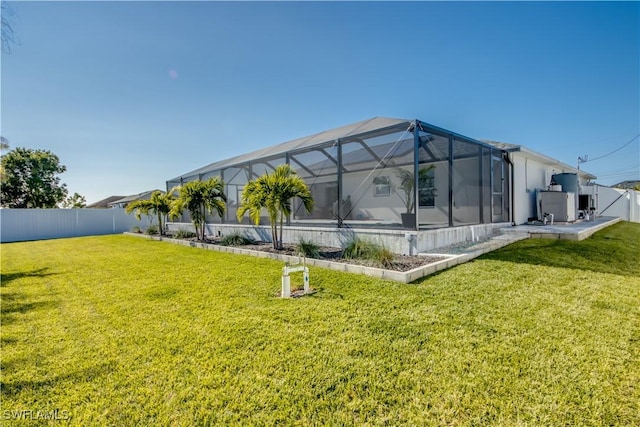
(418, 167, 436, 208)
(373, 176, 391, 197)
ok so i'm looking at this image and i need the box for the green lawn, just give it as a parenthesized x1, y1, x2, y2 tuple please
(1, 222, 639, 426)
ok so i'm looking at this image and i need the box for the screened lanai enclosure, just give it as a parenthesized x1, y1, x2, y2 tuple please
(167, 117, 510, 231)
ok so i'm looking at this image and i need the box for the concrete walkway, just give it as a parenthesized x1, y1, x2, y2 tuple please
(501, 216, 621, 241)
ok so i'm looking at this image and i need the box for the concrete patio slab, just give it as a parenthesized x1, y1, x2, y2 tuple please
(502, 216, 621, 241)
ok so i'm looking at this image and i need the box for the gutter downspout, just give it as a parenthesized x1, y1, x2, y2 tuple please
(504, 152, 515, 225)
(413, 120, 420, 231)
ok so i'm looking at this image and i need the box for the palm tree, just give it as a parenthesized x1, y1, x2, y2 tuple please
(237, 164, 314, 250)
(126, 190, 174, 236)
(169, 177, 227, 241)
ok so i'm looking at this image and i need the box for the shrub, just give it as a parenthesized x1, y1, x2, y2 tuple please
(343, 238, 376, 259)
(145, 224, 159, 235)
(296, 238, 320, 258)
(131, 225, 141, 233)
(374, 247, 395, 268)
(174, 228, 196, 239)
(343, 238, 394, 268)
(220, 233, 255, 246)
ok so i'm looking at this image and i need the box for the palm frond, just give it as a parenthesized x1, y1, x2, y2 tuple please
(235, 164, 314, 249)
(170, 177, 227, 240)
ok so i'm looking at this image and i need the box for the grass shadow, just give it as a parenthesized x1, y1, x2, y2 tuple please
(1, 336, 18, 345)
(480, 223, 640, 278)
(0, 355, 31, 373)
(0, 362, 117, 399)
(1, 268, 56, 286)
(1, 288, 57, 325)
(0, 299, 57, 326)
(1, 299, 57, 315)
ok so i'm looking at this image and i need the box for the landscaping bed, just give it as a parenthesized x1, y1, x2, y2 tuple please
(162, 233, 447, 272)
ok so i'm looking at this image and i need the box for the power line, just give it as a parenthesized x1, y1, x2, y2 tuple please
(596, 168, 640, 178)
(595, 166, 638, 176)
(597, 171, 640, 179)
(584, 133, 640, 163)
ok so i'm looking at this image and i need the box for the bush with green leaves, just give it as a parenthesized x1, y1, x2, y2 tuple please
(130, 225, 141, 233)
(173, 228, 196, 239)
(145, 224, 159, 235)
(343, 238, 394, 268)
(374, 247, 395, 268)
(220, 233, 255, 246)
(296, 238, 320, 258)
(343, 238, 374, 259)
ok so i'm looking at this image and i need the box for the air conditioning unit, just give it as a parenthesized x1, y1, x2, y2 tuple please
(539, 191, 576, 222)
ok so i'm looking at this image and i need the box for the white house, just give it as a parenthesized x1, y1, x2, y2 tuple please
(166, 117, 633, 252)
(482, 140, 597, 225)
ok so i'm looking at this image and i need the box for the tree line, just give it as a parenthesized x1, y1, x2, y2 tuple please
(0, 144, 86, 208)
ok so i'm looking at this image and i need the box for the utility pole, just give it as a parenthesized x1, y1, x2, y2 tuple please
(577, 155, 588, 170)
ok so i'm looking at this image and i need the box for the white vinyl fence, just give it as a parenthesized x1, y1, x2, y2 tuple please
(0, 208, 152, 243)
(581, 185, 640, 223)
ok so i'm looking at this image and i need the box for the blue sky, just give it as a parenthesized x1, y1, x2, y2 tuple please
(2, 1, 638, 204)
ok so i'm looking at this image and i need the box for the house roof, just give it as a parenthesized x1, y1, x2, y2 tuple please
(167, 117, 597, 183)
(86, 195, 126, 208)
(481, 139, 597, 180)
(108, 190, 163, 206)
(169, 117, 412, 182)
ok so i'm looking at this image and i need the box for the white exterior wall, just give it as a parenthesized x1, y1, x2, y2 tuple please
(452, 157, 481, 225)
(509, 153, 592, 225)
(421, 162, 449, 226)
(510, 155, 552, 224)
(341, 169, 404, 221)
(340, 162, 451, 226)
(0, 208, 152, 243)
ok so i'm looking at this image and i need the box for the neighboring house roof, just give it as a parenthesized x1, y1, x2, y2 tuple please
(107, 190, 163, 208)
(481, 139, 597, 181)
(612, 180, 640, 189)
(86, 196, 126, 209)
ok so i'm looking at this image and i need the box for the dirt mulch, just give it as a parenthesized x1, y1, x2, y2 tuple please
(167, 235, 446, 272)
